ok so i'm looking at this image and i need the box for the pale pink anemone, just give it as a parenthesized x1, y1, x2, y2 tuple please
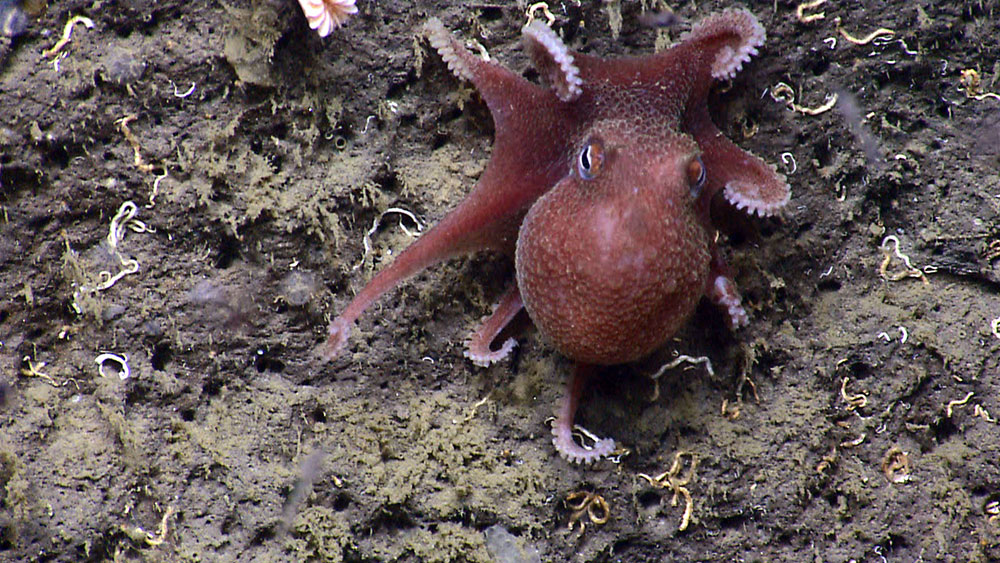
(297, 0, 357, 37)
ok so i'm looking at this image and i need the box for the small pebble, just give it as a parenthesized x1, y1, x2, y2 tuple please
(140, 320, 163, 338)
(483, 525, 541, 563)
(0, 0, 28, 38)
(21, 0, 46, 17)
(102, 303, 127, 321)
(103, 49, 145, 86)
(280, 270, 318, 306)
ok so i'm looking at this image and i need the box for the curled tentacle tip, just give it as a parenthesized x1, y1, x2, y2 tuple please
(522, 19, 582, 102)
(318, 318, 351, 361)
(723, 180, 791, 218)
(552, 425, 616, 464)
(315, 340, 342, 362)
(553, 437, 616, 465)
(686, 8, 765, 80)
(464, 338, 517, 368)
(422, 17, 444, 35)
(423, 17, 477, 83)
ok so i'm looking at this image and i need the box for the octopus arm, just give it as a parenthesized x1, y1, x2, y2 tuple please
(522, 21, 582, 102)
(424, 18, 542, 125)
(687, 103, 790, 217)
(464, 284, 524, 367)
(552, 363, 616, 464)
(680, 8, 766, 81)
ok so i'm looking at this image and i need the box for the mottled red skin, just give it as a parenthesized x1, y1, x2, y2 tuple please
(516, 127, 710, 366)
(321, 10, 789, 463)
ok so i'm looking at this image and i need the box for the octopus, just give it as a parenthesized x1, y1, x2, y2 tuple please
(321, 9, 790, 463)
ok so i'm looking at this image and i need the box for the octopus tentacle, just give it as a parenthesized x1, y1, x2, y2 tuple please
(682, 8, 766, 80)
(464, 285, 523, 367)
(552, 364, 616, 464)
(424, 18, 478, 83)
(707, 274, 748, 329)
(705, 249, 748, 329)
(721, 160, 790, 218)
(522, 21, 582, 102)
(424, 18, 548, 125)
(687, 104, 790, 217)
(320, 317, 351, 360)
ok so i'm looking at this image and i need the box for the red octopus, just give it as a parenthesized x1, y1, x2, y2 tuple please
(321, 9, 789, 463)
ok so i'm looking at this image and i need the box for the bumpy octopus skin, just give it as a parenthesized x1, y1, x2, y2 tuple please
(321, 9, 790, 464)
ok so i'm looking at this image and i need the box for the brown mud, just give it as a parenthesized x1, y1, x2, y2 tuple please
(1, 1, 999, 561)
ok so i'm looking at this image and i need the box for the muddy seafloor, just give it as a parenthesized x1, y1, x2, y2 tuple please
(1, 0, 999, 561)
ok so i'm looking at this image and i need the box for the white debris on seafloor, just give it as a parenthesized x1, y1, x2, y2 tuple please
(297, 0, 357, 37)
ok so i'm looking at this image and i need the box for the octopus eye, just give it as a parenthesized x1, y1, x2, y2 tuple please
(687, 157, 706, 197)
(578, 139, 605, 180)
